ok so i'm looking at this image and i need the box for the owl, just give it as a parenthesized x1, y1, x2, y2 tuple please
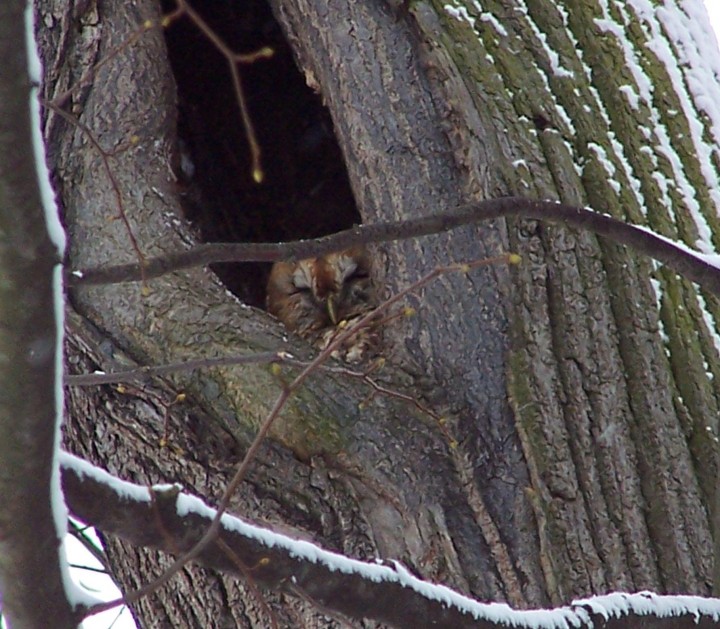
(266, 246, 378, 360)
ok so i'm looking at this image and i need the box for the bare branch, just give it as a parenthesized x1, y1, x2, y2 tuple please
(173, 0, 273, 182)
(66, 197, 720, 295)
(64, 351, 287, 386)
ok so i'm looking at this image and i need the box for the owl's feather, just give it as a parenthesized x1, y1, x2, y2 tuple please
(266, 247, 378, 360)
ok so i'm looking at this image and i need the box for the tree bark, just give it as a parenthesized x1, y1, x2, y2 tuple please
(271, 0, 719, 601)
(34, 0, 720, 626)
(0, 2, 77, 626)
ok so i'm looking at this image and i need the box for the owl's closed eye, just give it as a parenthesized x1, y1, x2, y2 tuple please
(266, 247, 378, 359)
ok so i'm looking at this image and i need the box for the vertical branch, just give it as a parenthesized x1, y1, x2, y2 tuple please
(0, 1, 76, 626)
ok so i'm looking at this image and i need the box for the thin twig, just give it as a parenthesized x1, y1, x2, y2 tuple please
(64, 352, 290, 386)
(174, 0, 273, 182)
(49, 9, 184, 108)
(41, 100, 146, 281)
(331, 364, 457, 446)
(65, 346, 457, 442)
(216, 538, 279, 629)
(68, 520, 107, 569)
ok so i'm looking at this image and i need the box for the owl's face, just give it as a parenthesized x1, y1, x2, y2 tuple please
(266, 247, 376, 336)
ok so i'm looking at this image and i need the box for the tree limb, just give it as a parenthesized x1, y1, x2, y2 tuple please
(0, 1, 78, 627)
(60, 452, 720, 629)
(66, 197, 720, 295)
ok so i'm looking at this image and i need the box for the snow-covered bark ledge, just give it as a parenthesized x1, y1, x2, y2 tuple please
(61, 452, 720, 628)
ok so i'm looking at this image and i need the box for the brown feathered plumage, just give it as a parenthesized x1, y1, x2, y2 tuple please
(266, 247, 378, 360)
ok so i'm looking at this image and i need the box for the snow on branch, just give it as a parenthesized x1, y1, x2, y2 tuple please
(59, 452, 720, 628)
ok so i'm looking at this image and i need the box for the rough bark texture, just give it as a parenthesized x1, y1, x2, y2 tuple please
(0, 2, 78, 627)
(34, 0, 720, 626)
(271, 0, 719, 602)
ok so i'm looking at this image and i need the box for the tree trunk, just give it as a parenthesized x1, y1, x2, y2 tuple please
(267, 0, 720, 601)
(37, 0, 720, 625)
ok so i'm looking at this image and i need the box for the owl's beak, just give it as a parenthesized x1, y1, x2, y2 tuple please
(326, 295, 338, 324)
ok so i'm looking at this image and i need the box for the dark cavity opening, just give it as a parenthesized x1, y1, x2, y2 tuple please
(162, 0, 360, 307)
